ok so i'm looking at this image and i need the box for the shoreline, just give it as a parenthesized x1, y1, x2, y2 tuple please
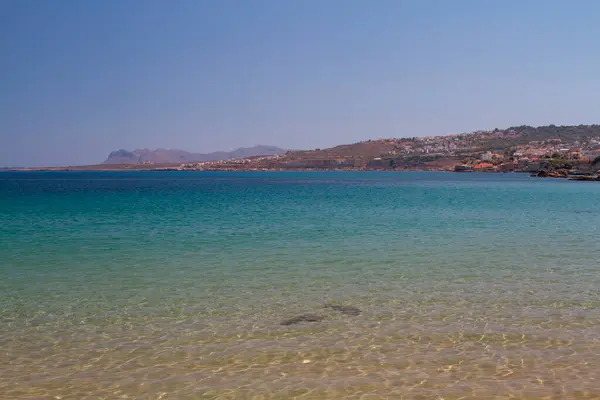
(2, 165, 596, 180)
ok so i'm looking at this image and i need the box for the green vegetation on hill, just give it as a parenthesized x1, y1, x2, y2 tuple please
(453, 125, 600, 155)
(509, 124, 600, 142)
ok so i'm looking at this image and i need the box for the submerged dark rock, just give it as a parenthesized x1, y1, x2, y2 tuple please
(280, 313, 325, 326)
(324, 304, 362, 316)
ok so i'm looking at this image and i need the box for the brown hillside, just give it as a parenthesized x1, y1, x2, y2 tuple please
(284, 140, 396, 160)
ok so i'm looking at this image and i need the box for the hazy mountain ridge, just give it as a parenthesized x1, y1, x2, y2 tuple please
(103, 145, 285, 164)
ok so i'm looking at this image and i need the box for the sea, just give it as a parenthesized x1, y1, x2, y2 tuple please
(1, 171, 600, 399)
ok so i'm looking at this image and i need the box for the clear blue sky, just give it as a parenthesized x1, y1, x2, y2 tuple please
(2, 0, 600, 166)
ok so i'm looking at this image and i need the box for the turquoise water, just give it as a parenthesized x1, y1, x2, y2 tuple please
(1, 171, 600, 399)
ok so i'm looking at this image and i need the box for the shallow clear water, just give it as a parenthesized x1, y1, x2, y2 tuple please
(1, 171, 600, 399)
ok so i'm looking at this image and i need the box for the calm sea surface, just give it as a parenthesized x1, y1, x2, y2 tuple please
(1, 171, 600, 399)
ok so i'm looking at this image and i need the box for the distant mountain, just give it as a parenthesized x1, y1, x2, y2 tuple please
(103, 145, 285, 164)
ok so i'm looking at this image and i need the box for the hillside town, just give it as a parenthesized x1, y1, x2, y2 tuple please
(163, 125, 600, 177)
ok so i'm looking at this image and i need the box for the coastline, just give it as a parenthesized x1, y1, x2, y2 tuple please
(3, 165, 510, 173)
(3, 162, 597, 181)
